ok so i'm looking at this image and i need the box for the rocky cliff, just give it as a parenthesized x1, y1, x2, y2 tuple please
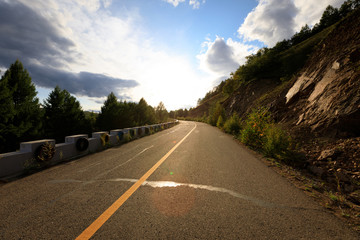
(282, 9, 360, 138)
(220, 8, 360, 140)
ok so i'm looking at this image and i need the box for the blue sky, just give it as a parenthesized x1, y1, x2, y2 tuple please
(0, 0, 345, 111)
(112, 0, 257, 53)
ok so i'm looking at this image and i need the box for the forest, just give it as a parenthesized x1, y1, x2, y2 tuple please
(0, 60, 169, 153)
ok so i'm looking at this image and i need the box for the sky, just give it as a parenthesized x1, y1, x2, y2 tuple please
(0, 0, 346, 111)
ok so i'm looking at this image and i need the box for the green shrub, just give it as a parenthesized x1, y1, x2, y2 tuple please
(209, 102, 225, 126)
(216, 115, 224, 128)
(238, 107, 298, 163)
(263, 125, 292, 160)
(223, 113, 241, 135)
(240, 108, 271, 149)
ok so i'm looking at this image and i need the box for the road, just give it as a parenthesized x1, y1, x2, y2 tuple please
(0, 121, 358, 239)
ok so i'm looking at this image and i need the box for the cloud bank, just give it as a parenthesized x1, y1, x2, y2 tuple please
(0, 1, 138, 98)
(238, 0, 346, 47)
(28, 65, 138, 98)
(238, 0, 298, 47)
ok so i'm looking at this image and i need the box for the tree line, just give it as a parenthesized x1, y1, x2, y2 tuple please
(0, 60, 169, 153)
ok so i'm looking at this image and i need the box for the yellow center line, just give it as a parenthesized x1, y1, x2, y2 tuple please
(76, 123, 197, 240)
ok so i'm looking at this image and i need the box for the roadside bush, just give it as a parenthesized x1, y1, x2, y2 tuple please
(216, 115, 224, 129)
(263, 125, 292, 161)
(209, 102, 225, 126)
(239, 107, 297, 162)
(223, 113, 241, 135)
(240, 108, 271, 149)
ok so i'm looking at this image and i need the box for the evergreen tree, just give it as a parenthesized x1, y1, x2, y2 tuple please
(96, 92, 121, 131)
(118, 101, 137, 128)
(319, 5, 340, 29)
(135, 98, 148, 125)
(0, 77, 14, 153)
(135, 98, 156, 125)
(0, 60, 42, 153)
(43, 86, 90, 143)
(291, 24, 312, 46)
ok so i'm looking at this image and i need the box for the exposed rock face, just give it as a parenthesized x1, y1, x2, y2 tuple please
(223, 79, 279, 118)
(284, 10, 360, 137)
(191, 10, 360, 139)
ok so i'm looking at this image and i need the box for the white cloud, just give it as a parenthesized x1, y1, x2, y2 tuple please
(102, 0, 112, 8)
(163, 0, 186, 7)
(294, 0, 345, 30)
(163, 0, 205, 9)
(197, 36, 257, 77)
(238, 0, 298, 47)
(6, 0, 211, 110)
(0, 1, 138, 99)
(189, 0, 205, 9)
(238, 0, 346, 47)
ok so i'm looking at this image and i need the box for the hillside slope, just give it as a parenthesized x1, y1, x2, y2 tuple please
(191, 8, 360, 139)
(281, 9, 360, 138)
(188, 8, 360, 227)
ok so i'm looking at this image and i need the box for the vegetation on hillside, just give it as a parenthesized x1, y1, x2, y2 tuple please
(0, 60, 169, 153)
(197, 0, 360, 106)
(177, 0, 360, 163)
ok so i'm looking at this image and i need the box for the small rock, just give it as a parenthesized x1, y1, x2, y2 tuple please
(318, 148, 343, 161)
(318, 149, 336, 161)
(332, 61, 340, 70)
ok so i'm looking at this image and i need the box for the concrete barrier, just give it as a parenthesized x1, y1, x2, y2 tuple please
(152, 124, 160, 132)
(20, 139, 56, 153)
(0, 121, 179, 178)
(91, 131, 111, 150)
(144, 126, 151, 135)
(110, 129, 125, 144)
(0, 139, 55, 178)
(0, 151, 33, 178)
(123, 128, 136, 139)
(53, 134, 89, 163)
(134, 127, 145, 138)
(88, 137, 101, 152)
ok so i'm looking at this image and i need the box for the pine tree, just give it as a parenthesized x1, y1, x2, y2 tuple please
(96, 92, 121, 131)
(0, 77, 15, 153)
(43, 86, 90, 143)
(0, 60, 42, 153)
(135, 98, 156, 125)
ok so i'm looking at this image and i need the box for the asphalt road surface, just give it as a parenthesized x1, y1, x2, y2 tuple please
(1, 121, 359, 239)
